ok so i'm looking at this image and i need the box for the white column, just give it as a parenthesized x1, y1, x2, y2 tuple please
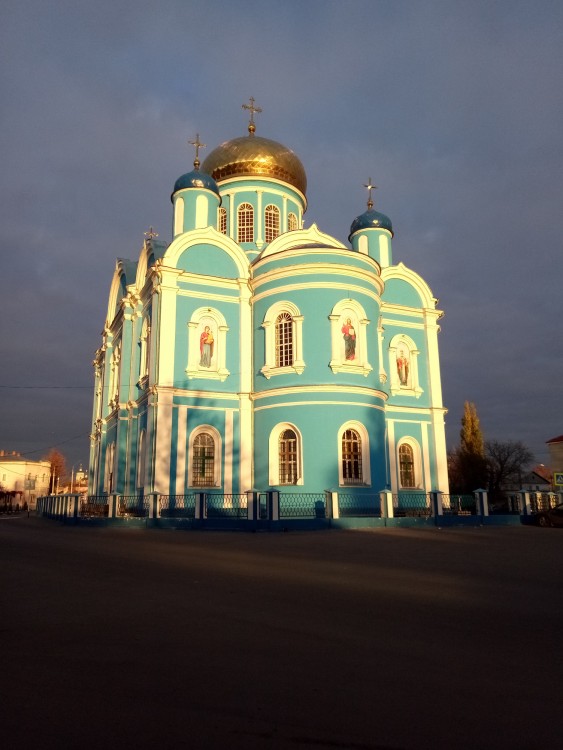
(224, 409, 233, 495)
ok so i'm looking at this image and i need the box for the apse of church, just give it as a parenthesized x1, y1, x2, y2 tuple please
(89, 99, 448, 499)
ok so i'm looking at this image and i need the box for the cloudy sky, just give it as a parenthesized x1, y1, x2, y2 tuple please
(2, 0, 562, 471)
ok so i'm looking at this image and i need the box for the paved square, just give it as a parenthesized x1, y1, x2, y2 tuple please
(1, 518, 561, 749)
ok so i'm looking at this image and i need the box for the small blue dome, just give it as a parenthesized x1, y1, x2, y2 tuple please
(349, 207, 393, 240)
(172, 169, 220, 198)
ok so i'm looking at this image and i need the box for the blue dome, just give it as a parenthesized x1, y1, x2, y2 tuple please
(349, 207, 393, 240)
(172, 169, 220, 198)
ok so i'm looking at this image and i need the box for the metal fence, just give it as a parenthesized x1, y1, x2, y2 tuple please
(279, 492, 327, 519)
(159, 494, 196, 518)
(338, 493, 381, 517)
(393, 492, 432, 517)
(80, 495, 109, 518)
(117, 494, 149, 517)
(206, 493, 248, 519)
(441, 494, 477, 515)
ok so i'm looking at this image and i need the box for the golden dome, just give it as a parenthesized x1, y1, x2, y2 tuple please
(201, 134, 307, 196)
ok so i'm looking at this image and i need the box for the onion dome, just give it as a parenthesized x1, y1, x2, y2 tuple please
(202, 134, 307, 196)
(172, 133, 220, 200)
(349, 207, 393, 239)
(172, 168, 219, 198)
(349, 179, 393, 240)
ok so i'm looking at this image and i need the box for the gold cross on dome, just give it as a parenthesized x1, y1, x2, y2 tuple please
(364, 177, 377, 209)
(188, 133, 206, 169)
(144, 226, 159, 240)
(242, 96, 262, 134)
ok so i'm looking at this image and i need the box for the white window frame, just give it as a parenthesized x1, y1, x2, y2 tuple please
(261, 301, 305, 379)
(268, 422, 304, 486)
(288, 212, 298, 231)
(218, 206, 227, 235)
(337, 421, 371, 487)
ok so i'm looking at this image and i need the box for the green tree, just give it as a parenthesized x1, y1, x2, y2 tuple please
(460, 401, 485, 457)
(453, 402, 488, 492)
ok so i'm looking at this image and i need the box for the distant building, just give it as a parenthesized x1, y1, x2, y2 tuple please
(521, 465, 552, 492)
(546, 435, 563, 477)
(0, 451, 51, 509)
(88, 104, 449, 500)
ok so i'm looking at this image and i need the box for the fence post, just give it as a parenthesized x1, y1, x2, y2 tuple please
(246, 490, 257, 521)
(520, 491, 531, 516)
(430, 491, 443, 517)
(107, 494, 117, 518)
(326, 490, 338, 519)
(380, 490, 394, 518)
(269, 491, 280, 521)
(474, 489, 489, 517)
(148, 492, 159, 519)
(195, 493, 205, 520)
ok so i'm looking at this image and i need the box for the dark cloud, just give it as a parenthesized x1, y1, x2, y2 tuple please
(2, 0, 562, 468)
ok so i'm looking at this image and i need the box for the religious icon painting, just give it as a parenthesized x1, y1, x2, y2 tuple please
(396, 347, 410, 386)
(340, 314, 357, 362)
(199, 319, 215, 368)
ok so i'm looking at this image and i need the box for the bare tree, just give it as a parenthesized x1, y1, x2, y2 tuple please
(485, 440, 534, 500)
(44, 449, 67, 494)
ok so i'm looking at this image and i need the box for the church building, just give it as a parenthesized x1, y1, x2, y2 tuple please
(88, 100, 449, 503)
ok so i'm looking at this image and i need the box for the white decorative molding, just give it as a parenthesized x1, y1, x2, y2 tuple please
(186, 307, 230, 381)
(328, 300, 372, 377)
(388, 333, 423, 398)
(261, 301, 305, 379)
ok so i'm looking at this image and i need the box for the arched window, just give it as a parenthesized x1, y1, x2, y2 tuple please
(342, 429, 363, 485)
(275, 312, 294, 367)
(265, 204, 280, 242)
(237, 202, 254, 242)
(338, 422, 371, 486)
(192, 433, 216, 487)
(399, 444, 415, 488)
(279, 429, 298, 484)
(261, 301, 305, 378)
(288, 212, 298, 231)
(218, 207, 227, 235)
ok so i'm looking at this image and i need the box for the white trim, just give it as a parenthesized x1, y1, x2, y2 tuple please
(154, 390, 172, 495)
(176, 405, 188, 493)
(174, 196, 184, 236)
(224, 410, 233, 495)
(254, 400, 385, 412)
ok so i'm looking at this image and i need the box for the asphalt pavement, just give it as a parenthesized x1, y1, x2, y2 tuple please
(1, 517, 562, 750)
